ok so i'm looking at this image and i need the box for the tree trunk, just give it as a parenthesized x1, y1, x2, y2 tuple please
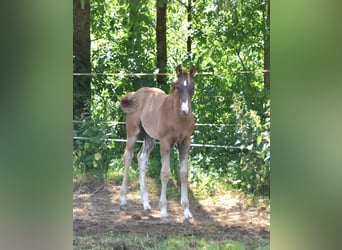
(156, 0, 167, 89)
(187, 0, 192, 59)
(263, 0, 270, 90)
(73, 0, 91, 119)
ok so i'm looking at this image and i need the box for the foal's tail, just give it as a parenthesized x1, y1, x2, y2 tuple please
(120, 92, 137, 113)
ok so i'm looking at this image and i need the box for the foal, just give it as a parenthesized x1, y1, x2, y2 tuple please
(119, 64, 196, 222)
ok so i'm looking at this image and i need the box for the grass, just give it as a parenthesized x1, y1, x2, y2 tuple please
(74, 161, 270, 213)
(156, 236, 247, 250)
(74, 234, 270, 250)
(73, 164, 270, 250)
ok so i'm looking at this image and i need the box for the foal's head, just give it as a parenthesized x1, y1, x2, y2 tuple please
(173, 64, 196, 116)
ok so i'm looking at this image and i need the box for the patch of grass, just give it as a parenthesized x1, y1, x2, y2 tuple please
(256, 246, 270, 250)
(189, 174, 233, 200)
(74, 234, 154, 250)
(73, 234, 264, 250)
(156, 236, 249, 250)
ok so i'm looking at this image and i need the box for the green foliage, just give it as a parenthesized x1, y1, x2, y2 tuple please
(228, 93, 270, 196)
(73, 120, 117, 177)
(189, 92, 270, 197)
(90, 0, 156, 87)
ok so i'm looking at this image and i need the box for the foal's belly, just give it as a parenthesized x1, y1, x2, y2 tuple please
(141, 121, 160, 140)
(140, 105, 163, 140)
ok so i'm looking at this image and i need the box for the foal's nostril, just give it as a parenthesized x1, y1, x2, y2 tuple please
(181, 109, 189, 115)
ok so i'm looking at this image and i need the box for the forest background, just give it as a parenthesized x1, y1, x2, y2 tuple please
(73, 0, 270, 196)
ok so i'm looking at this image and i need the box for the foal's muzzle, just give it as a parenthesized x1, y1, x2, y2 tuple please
(180, 100, 191, 115)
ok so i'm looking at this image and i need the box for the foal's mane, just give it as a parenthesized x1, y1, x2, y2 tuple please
(171, 69, 189, 93)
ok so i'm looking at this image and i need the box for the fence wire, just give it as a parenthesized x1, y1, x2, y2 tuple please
(73, 70, 268, 77)
(73, 119, 243, 150)
(73, 136, 244, 150)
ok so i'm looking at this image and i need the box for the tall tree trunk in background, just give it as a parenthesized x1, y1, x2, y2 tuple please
(263, 0, 270, 90)
(187, 0, 192, 60)
(73, 0, 91, 120)
(156, 0, 167, 90)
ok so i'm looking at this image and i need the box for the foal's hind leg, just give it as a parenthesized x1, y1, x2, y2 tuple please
(137, 134, 154, 214)
(179, 140, 193, 222)
(120, 117, 140, 210)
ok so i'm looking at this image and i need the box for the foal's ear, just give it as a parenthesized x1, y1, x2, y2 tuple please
(189, 65, 196, 76)
(176, 64, 182, 77)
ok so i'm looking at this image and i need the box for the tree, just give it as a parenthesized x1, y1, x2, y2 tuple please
(186, 0, 192, 60)
(263, 0, 270, 89)
(73, 0, 91, 119)
(156, 0, 167, 89)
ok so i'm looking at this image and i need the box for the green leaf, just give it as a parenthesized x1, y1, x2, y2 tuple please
(94, 152, 102, 161)
(257, 135, 262, 145)
(241, 164, 248, 172)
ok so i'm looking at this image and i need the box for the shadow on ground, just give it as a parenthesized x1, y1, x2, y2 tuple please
(73, 176, 269, 249)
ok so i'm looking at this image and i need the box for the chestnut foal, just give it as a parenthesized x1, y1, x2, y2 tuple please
(119, 65, 196, 222)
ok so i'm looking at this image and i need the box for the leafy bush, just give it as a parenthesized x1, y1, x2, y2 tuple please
(73, 120, 117, 177)
(228, 93, 270, 196)
(188, 92, 270, 197)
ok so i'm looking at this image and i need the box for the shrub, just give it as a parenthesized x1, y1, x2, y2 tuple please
(73, 120, 117, 177)
(228, 93, 270, 196)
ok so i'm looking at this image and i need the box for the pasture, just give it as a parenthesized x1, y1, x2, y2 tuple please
(73, 175, 269, 249)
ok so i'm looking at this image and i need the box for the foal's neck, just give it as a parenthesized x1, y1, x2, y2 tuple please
(168, 91, 181, 115)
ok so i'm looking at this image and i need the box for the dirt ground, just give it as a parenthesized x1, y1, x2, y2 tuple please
(73, 177, 270, 249)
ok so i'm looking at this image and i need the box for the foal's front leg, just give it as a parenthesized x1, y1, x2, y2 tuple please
(159, 141, 171, 221)
(179, 140, 193, 222)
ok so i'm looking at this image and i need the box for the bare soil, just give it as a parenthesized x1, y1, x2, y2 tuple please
(73, 177, 270, 249)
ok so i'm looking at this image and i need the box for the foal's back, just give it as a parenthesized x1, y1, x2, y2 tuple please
(120, 86, 194, 143)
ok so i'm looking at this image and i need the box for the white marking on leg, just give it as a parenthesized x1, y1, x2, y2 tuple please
(120, 149, 133, 209)
(183, 207, 192, 220)
(159, 143, 170, 220)
(140, 181, 151, 210)
(159, 175, 169, 219)
(180, 158, 192, 221)
(139, 149, 151, 211)
(160, 206, 168, 219)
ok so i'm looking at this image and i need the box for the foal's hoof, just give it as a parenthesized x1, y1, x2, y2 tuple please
(184, 216, 193, 224)
(160, 216, 169, 222)
(143, 209, 152, 216)
(120, 204, 128, 211)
